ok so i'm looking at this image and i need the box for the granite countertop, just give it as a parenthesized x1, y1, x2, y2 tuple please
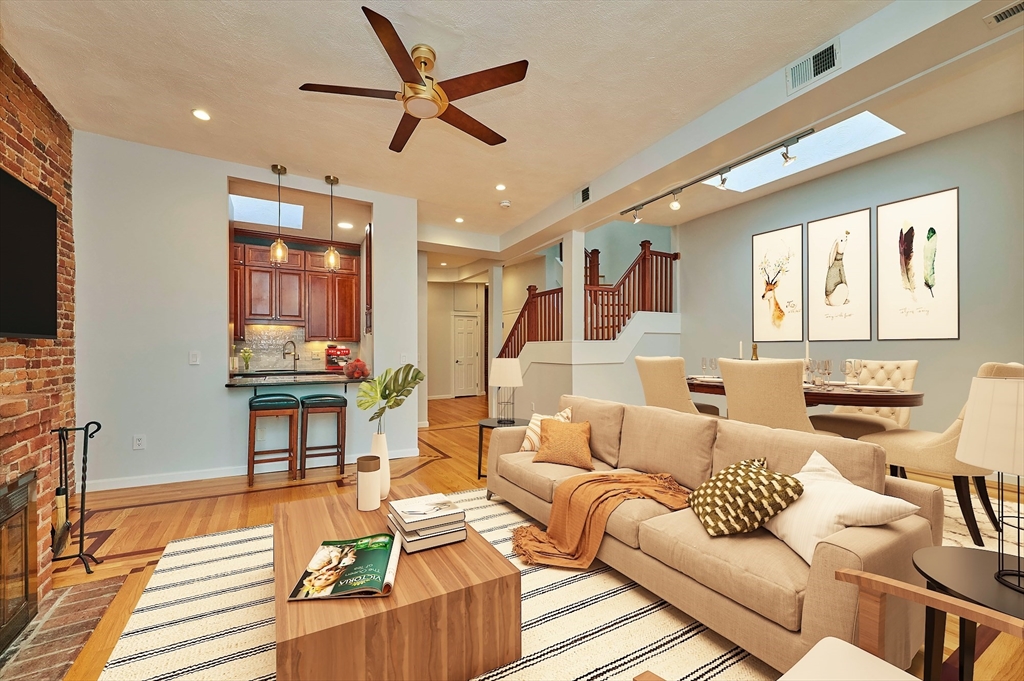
(225, 371, 370, 388)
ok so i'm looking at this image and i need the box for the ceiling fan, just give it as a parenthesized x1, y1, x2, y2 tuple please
(300, 6, 528, 153)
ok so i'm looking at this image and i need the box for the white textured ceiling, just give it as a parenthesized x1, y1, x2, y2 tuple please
(0, 0, 890, 236)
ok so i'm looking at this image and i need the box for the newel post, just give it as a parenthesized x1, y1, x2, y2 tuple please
(589, 249, 601, 286)
(526, 285, 539, 342)
(639, 240, 653, 311)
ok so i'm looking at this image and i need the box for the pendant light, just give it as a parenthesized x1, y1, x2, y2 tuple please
(324, 175, 341, 272)
(269, 164, 289, 266)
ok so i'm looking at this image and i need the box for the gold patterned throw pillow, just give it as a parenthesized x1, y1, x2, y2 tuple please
(688, 458, 803, 537)
(533, 420, 594, 470)
(520, 407, 572, 451)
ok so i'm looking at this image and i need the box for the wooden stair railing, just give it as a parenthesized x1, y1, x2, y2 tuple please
(585, 240, 679, 341)
(584, 248, 601, 286)
(498, 285, 563, 358)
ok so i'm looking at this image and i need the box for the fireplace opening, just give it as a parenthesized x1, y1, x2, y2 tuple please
(0, 471, 37, 654)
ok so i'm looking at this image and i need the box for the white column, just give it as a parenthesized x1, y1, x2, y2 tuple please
(562, 230, 585, 342)
(416, 251, 429, 428)
(487, 265, 503, 418)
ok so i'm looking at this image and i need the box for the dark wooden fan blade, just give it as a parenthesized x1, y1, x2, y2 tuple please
(389, 113, 420, 152)
(439, 60, 528, 101)
(362, 6, 423, 86)
(300, 83, 399, 100)
(438, 105, 506, 146)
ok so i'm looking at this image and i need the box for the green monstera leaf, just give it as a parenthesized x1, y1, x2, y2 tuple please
(356, 364, 425, 434)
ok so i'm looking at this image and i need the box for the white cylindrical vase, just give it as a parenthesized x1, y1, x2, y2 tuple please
(371, 432, 390, 500)
(356, 456, 381, 512)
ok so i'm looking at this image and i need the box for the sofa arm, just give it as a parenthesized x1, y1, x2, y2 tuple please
(486, 426, 527, 480)
(801, 515, 932, 670)
(884, 476, 944, 546)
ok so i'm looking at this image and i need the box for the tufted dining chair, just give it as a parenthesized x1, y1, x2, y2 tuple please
(860, 361, 1023, 546)
(810, 360, 918, 439)
(718, 358, 837, 435)
(635, 356, 720, 416)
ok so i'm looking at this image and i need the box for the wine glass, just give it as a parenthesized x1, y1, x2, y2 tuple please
(822, 359, 834, 390)
(709, 358, 718, 378)
(701, 357, 708, 377)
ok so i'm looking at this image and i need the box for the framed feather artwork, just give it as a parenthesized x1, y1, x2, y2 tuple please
(876, 188, 959, 340)
(752, 224, 804, 343)
(808, 209, 871, 341)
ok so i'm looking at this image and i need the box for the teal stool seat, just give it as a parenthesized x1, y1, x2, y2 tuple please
(300, 394, 348, 409)
(250, 394, 300, 411)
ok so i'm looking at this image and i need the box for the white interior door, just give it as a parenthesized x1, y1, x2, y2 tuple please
(453, 315, 479, 397)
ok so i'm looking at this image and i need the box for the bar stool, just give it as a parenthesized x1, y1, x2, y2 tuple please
(247, 394, 300, 486)
(299, 394, 347, 480)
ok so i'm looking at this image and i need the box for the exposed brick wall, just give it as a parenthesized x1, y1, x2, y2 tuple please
(0, 44, 75, 602)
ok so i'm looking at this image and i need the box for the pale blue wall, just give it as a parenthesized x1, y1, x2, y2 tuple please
(586, 221, 672, 284)
(676, 112, 1024, 432)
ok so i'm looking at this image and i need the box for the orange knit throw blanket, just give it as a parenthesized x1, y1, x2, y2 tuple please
(511, 472, 690, 569)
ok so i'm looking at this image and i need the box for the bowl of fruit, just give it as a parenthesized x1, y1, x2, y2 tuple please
(344, 358, 369, 380)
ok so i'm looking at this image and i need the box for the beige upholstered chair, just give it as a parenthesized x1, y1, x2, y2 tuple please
(634, 356, 720, 416)
(718, 358, 836, 435)
(860, 361, 1023, 547)
(810, 360, 919, 439)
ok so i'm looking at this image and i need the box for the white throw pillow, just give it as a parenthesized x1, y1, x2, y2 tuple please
(764, 451, 919, 564)
(519, 407, 572, 452)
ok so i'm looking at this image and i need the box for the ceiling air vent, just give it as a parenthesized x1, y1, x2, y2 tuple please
(786, 38, 841, 96)
(984, 2, 1024, 28)
(573, 185, 591, 210)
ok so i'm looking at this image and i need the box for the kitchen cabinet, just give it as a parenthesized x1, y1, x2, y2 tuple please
(245, 244, 304, 270)
(306, 273, 359, 341)
(305, 272, 331, 340)
(231, 264, 245, 341)
(333, 274, 360, 342)
(231, 243, 244, 265)
(245, 267, 305, 324)
(306, 252, 359, 274)
(277, 270, 305, 322)
(246, 267, 275, 321)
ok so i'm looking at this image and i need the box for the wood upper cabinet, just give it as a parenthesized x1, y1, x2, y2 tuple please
(306, 252, 359, 274)
(231, 243, 245, 265)
(305, 273, 331, 340)
(333, 274, 360, 342)
(231, 264, 246, 340)
(245, 244, 304, 270)
(277, 270, 305, 322)
(246, 267, 276, 321)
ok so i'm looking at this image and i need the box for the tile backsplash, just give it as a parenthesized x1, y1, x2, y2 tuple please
(233, 325, 360, 372)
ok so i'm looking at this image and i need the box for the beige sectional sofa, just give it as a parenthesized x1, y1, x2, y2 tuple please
(486, 395, 945, 673)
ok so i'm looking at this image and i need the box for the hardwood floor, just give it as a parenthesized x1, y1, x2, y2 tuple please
(58, 395, 1022, 680)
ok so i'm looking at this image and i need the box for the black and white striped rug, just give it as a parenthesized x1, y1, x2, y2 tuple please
(97, 489, 776, 680)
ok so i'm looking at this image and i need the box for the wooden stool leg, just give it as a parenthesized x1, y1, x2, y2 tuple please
(300, 407, 309, 480)
(289, 411, 298, 480)
(337, 407, 346, 478)
(247, 412, 257, 487)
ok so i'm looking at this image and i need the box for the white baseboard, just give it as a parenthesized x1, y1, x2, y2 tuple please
(418, 421, 430, 428)
(428, 394, 454, 400)
(85, 447, 422, 492)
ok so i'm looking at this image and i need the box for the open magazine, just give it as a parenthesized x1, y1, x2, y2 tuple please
(288, 533, 402, 600)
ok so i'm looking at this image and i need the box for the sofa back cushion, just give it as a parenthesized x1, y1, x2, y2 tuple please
(559, 395, 625, 467)
(711, 419, 886, 493)
(617, 405, 717, 490)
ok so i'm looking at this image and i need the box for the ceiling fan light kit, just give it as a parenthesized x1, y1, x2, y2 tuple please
(300, 6, 528, 153)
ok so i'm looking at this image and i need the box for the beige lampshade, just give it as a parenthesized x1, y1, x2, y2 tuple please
(489, 358, 523, 388)
(955, 377, 1024, 475)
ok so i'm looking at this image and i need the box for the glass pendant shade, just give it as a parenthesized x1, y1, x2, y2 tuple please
(270, 238, 289, 265)
(324, 246, 341, 272)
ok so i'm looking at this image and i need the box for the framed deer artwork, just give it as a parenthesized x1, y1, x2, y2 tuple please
(876, 188, 960, 340)
(807, 208, 871, 341)
(752, 224, 804, 343)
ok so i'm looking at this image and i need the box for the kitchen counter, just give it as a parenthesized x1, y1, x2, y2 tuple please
(225, 372, 369, 390)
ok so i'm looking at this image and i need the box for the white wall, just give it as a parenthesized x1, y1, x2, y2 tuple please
(426, 282, 485, 399)
(73, 132, 419, 490)
(501, 256, 546, 340)
(417, 251, 428, 427)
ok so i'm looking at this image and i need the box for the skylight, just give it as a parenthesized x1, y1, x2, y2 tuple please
(229, 195, 304, 229)
(702, 112, 904, 193)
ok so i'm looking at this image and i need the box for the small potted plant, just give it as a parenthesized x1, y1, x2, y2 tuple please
(239, 347, 253, 372)
(356, 363, 425, 499)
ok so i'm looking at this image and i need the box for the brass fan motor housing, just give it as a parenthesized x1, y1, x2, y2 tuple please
(397, 46, 449, 120)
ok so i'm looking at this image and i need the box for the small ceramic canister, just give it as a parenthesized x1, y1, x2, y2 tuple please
(357, 456, 381, 512)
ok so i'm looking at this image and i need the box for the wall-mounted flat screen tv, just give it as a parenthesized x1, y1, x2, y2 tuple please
(0, 167, 58, 339)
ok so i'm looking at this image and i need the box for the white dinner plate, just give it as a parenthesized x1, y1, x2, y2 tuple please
(690, 376, 724, 383)
(848, 384, 898, 392)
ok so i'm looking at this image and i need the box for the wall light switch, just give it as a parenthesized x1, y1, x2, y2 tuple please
(400, 353, 408, 363)
(256, 428, 266, 441)
(132, 435, 146, 450)
(189, 351, 201, 365)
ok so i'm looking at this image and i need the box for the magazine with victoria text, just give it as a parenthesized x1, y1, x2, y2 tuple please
(288, 533, 401, 600)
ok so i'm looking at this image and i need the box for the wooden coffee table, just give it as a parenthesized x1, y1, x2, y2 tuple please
(274, 482, 521, 680)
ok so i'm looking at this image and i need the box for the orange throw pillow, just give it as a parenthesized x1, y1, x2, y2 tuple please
(534, 420, 594, 470)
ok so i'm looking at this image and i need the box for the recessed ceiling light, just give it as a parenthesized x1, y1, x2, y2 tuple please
(191, 109, 210, 121)
(495, 184, 506, 191)
(455, 217, 464, 223)
(441, 262, 448, 266)
(338, 222, 353, 229)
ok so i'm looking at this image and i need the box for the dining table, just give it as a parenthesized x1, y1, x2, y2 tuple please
(686, 377, 924, 408)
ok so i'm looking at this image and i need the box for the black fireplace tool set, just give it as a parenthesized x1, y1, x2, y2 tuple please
(49, 421, 103, 573)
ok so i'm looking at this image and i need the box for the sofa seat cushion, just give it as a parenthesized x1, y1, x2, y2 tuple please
(639, 508, 810, 632)
(605, 498, 672, 549)
(497, 451, 614, 502)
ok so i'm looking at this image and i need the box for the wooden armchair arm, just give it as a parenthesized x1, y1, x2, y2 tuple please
(835, 568, 1024, 658)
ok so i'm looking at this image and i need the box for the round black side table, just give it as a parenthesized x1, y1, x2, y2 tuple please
(477, 418, 530, 479)
(913, 546, 1024, 681)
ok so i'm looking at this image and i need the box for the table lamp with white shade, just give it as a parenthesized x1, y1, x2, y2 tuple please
(490, 358, 523, 425)
(955, 376, 1024, 593)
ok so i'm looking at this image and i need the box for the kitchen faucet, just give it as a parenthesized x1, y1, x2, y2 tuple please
(283, 340, 299, 371)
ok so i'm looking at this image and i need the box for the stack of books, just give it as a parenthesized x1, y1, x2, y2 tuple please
(387, 493, 467, 553)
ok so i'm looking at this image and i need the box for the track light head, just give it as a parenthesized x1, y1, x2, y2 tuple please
(669, 193, 680, 211)
(716, 174, 728, 190)
(781, 147, 797, 166)
(632, 209, 643, 224)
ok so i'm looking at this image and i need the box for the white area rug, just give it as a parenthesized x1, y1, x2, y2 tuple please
(99, 486, 1013, 680)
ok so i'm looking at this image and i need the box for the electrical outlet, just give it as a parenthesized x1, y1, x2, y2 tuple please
(311, 352, 321, 360)
(400, 353, 408, 363)
(256, 428, 266, 441)
(132, 435, 146, 450)
(189, 351, 201, 365)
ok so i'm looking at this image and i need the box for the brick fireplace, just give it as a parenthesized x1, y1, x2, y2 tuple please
(0, 44, 75, 610)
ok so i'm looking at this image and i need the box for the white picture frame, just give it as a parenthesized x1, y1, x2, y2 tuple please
(752, 224, 803, 343)
(807, 209, 871, 341)
(876, 188, 959, 340)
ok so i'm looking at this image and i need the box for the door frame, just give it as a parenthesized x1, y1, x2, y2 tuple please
(451, 313, 483, 397)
